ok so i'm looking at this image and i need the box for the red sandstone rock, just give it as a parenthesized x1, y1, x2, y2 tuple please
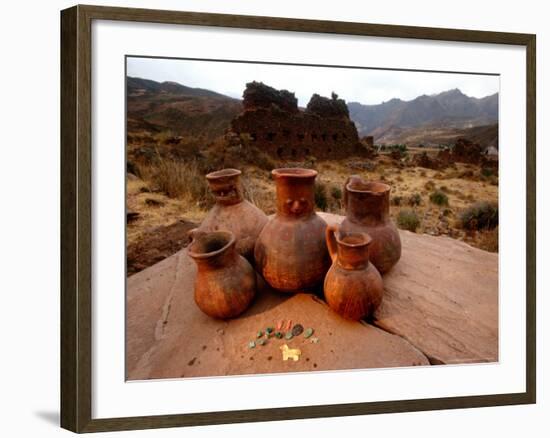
(126, 213, 498, 379)
(320, 212, 499, 365)
(126, 250, 428, 380)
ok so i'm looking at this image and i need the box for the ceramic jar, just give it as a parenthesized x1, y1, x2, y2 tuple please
(340, 175, 401, 274)
(254, 168, 330, 292)
(195, 168, 268, 261)
(324, 224, 384, 320)
(188, 230, 256, 319)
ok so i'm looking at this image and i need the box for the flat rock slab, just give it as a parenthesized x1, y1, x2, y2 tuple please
(319, 213, 498, 365)
(127, 213, 498, 380)
(127, 250, 429, 380)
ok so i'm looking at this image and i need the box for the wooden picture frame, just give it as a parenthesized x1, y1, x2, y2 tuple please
(61, 4, 536, 433)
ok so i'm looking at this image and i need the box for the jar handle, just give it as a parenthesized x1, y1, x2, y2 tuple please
(325, 224, 339, 263)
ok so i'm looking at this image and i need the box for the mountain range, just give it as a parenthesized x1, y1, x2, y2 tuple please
(127, 77, 498, 146)
(348, 88, 498, 144)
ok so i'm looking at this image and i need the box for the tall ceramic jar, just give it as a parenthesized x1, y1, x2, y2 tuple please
(340, 175, 401, 274)
(188, 230, 256, 319)
(324, 224, 383, 320)
(254, 168, 330, 292)
(195, 168, 268, 261)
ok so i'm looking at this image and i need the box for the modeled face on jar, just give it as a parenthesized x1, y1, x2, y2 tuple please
(206, 169, 243, 205)
(210, 182, 240, 204)
(283, 197, 311, 215)
(279, 184, 314, 216)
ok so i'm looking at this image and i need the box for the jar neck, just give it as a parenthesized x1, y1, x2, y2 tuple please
(195, 245, 237, 270)
(346, 190, 390, 225)
(207, 175, 244, 206)
(275, 177, 316, 218)
(336, 243, 369, 270)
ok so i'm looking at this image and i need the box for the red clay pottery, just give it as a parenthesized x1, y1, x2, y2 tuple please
(340, 175, 401, 274)
(188, 230, 256, 319)
(254, 168, 330, 292)
(196, 168, 268, 260)
(324, 224, 383, 320)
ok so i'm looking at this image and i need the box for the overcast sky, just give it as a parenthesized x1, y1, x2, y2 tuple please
(127, 57, 499, 106)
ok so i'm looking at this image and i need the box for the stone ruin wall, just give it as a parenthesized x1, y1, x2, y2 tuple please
(229, 82, 365, 159)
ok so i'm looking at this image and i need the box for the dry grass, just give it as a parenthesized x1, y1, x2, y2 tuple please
(475, 227, 499, 252)
(127, 142, 499, 253)
(126, 177, 206, 247)
(135, 154, 213, 207)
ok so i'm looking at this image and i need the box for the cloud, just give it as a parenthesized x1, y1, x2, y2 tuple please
(127, 57, 499, 106)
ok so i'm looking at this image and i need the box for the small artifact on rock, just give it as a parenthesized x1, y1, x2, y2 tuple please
(275, 331, 283, 339)
(256, 330, 263, 338)
(266, 327, 274, 335)
(285, 332, 294, 340)
(286, 320, 293, 331)
(257, 339, 267, 346)
(304, 328, 314, 338)
(310, 337, 320, 344)
(291, 324, 304, 336)
(248, 341, 256, 349)
(280, 344, 301, 361)
(276, 320, 284, 330)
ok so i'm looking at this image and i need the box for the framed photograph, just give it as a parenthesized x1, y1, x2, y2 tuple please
(60, 4, 536, 433)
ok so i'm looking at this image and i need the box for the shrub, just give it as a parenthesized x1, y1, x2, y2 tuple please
(424, 180, 436, 191)
(458, 202, 498, 231)
(331, 186, 342, 200)
(389, 144, 408, 154)
(397, 209, 420, 232)
(407, 193, 422, 206)
(429, 190, 449, 206)
(391, 196, 403, 206)
(314, 182, 328, 211)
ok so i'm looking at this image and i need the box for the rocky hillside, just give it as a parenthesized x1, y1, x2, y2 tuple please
(127, 76, 241, 140)
(371, 122, 498, 148)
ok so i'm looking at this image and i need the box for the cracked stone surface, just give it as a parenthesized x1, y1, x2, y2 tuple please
(126, 213, 498, 380)
(127, 252, 429, 380)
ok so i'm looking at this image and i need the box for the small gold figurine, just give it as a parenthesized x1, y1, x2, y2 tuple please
(280, 344, 301, 361)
